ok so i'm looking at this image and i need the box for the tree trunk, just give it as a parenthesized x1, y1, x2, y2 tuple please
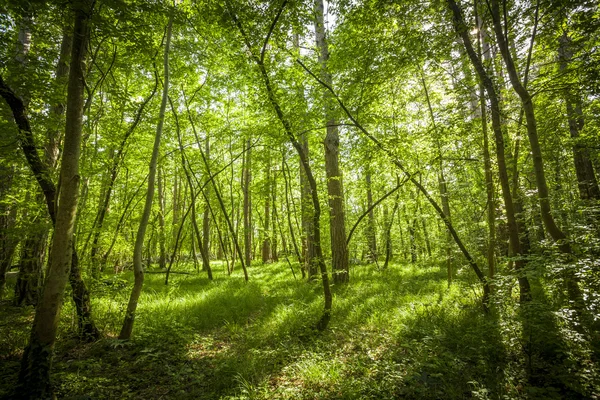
(0, 197, 18, 300)
(18, 1, 94, 395)
(488, 0, 567, 250)
(382, 191, 400, 270)
(262, 157, 272, 263)
(365, 170, 378, 262)
(157, 166, 167, 269)
(202, 139, 211, 271)
(14, 221, 45, 306)
(314, 0, 349, 283)
(558, 32, 600, 201)
(119, 9, 172, 340)
(243, 139, 253, 268)
(448, 0, 530, 301)
(230, 7, 332, 328)
(475, 12, 496, 283)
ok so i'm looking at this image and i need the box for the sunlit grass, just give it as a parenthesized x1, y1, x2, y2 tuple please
(1, 260, 598, 399)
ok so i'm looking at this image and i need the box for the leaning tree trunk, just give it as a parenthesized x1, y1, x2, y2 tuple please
(17, 1, 94, 396)
(119, 9, 173, 340)
(558, 32, 600, 202)
(488, 0, 568, 250)
(314, 0, 349, 283)
(229, 4, 332, 329)
(296, 57, 491, 309)
(447, 0, 531, 302)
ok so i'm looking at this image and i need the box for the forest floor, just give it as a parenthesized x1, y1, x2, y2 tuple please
(1, 260, 599, 399)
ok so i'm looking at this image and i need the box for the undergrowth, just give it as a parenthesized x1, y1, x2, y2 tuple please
(1, 259, 598, 399)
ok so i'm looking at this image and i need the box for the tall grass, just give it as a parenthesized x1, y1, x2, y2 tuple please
(1, 260, 598, 399)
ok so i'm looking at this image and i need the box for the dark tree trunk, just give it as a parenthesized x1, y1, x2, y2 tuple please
(447, 0, 531, 302)
(558, 33, 600, 201)
(14, 224, 45, 306)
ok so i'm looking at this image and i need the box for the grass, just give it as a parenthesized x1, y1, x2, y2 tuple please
(1, 260, 599, 399)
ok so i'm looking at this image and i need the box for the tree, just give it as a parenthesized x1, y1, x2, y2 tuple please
(120, 6, 173, 340)
(17, 0, 95, 396)
(314, 0, 349, 283)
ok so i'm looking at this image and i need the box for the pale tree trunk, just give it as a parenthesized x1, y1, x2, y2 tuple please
(157, 166, 167, 269)
(244, 139, 253, 269)
(119, 9, 173, 340)
(202, 138, 211, 272)
(558, 32, 600, 202)
(170, 98, 212, 280)
(421, 73, 452, 283)
(314, 0, 349, 283)
(17, 1, 94, 396)
(271, 167, 278, 261)
(300, 133, 317, 279)
(283, 154, 304, 272)
(448, 0, 531, 301)
(365, 169, 378, 261)
(262, 156, 272, 263)
(382, 191, 400, 270)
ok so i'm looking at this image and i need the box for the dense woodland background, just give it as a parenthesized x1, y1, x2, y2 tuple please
(1, 0, 600, 398)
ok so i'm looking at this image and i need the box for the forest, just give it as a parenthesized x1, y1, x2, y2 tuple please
(0, 0, 599, 398)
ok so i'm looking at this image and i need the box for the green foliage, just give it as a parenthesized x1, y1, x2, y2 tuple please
(2, 261, 599, 399)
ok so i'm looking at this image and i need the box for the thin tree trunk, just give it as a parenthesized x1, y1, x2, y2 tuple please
(382, 191, 400, 270)
(447, 0, 530, 302)
(229, 5, 332, 329)
(202, 139, 211, 271)
(475, 10, 496, 284)
(488, 0, 567, 250)
(119, 9, 173, 340)
(297, 58, 491, 309)
(558, 32, 600, 201)
(0, 197, 18, 300)
(262, 155, 272, 263)
(243, 139, 253, 268)
(282, 153, 304, 272)
(157, 166, 167, 269)
(365, 170, 377, 262)
(169, 97, 212, 280)
(18, 1, 94, 395)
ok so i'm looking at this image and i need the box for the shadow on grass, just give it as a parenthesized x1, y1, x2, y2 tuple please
(1, 261, 598, 399)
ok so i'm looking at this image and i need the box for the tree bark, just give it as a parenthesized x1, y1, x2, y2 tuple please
(488, 0, 568, 250)
(17, 1, 94, 396)
(202, 139, 211, 272)
(314, 0, 349, 283)
(119, 9, 173, 340)
(558, 32, 600, 201)
(229, 4, 332, 329)
(365, 169, 378, 262)
(262, 156, 272, 263)
(447, 0, 530, 302)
